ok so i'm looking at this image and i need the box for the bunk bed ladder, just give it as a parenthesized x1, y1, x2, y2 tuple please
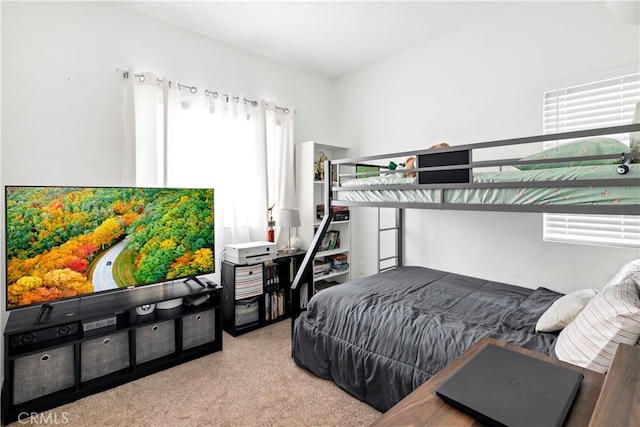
(377, 208, 404, 272)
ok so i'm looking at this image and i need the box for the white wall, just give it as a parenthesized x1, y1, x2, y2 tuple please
(1, 1, 333, 187)
(0, 1, 333, 377)
(333, 1, 640, 294)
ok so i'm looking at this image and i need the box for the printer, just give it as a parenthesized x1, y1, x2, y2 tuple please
(224, 241, 276, 265)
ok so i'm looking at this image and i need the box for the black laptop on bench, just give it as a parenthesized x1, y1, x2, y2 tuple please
(435, 344, 583, 427)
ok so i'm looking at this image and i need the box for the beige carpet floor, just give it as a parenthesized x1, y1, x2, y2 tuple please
(12, 321, 381, 427)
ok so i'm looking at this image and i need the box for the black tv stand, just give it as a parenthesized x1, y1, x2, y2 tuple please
(2, 281, 222, 426)
(33, 303, 53, 325)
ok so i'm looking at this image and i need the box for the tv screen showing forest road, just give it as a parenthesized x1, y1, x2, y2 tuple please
(5, 186, 214, 310)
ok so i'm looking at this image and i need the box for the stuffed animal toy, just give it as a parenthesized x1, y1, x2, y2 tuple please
(404, 143, 449, 178)
(388, 161, 405, 170)
(430, 142, 450, 149)
(389, 160, 417, 178)
(405, 156, 416, 178)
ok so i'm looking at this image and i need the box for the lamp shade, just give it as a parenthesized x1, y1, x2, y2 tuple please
(279, 209, 301, 227)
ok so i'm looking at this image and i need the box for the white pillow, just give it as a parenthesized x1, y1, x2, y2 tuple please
(555, 277, 640, 373)
(535, 289, 598, 332)
(604, 258, 640, 289)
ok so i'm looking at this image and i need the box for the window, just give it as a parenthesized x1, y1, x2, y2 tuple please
(130, 74, 270, 244)
(542, 73, 640, 248)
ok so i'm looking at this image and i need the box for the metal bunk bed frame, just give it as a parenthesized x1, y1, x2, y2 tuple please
(290, 123, 640, 328)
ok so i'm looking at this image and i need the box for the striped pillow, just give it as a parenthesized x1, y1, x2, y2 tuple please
(554, 277, 640, 373)
(604, 258, 640, 289)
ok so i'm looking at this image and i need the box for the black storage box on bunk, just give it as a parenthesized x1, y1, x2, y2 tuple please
(417, 149, 471, 184)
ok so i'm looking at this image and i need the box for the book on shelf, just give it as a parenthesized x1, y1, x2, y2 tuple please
(314, 253, 350, 278)
(328, 231, 339, 250)
(314, 280, 339, 294)
(272, 292, 277, 319)
(327, 254, 349, 271)
(275, 291, 282, 319)
(319, 233, 330, 251)
(316, 205, 350, 221)
(314, 259, 332, 277)
(264, 261, 280, 292)
(265, 290, 286, 321)
(299, 283, 309, 309)
(318, 230, 340, 251)
(327, 253, 347, 264)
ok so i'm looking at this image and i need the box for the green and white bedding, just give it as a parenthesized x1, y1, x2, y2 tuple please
(337, 164, 640, 206)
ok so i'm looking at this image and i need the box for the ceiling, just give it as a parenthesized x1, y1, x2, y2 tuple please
(119, 1, 521, 79)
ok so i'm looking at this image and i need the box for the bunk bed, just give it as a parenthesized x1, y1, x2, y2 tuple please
(290, 124, 640, 412)
(331, 125, 639, 215)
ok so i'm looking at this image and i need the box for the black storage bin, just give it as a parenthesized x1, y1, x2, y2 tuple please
(136, 320, 176, 364)
(182, 309, 217, 350)
(13, 346, 75, 404)
(81, 331, 130, 382)
(235, 297, 260, 328)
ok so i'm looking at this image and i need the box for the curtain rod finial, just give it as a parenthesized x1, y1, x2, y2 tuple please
(116, 68, 129, 79)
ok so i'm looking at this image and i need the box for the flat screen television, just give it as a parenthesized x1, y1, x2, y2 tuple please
(5, 186, 214, 311)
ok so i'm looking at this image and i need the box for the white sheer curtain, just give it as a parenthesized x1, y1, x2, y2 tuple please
(266, 103, 297, 249)
(167, 87, 268, 244)
(123, 71, 166, 187)
(124, 72, 272, 270)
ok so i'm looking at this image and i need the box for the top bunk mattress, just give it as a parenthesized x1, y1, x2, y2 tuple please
(336, 164, 640, 206)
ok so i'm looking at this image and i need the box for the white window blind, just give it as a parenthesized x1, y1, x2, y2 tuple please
(542, 73, 640, 248)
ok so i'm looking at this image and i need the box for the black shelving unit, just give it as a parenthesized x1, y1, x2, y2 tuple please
(2, 281, 222, 426)
(222, 251, 305, 336)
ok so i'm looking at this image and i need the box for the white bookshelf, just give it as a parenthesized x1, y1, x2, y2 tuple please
(296, 141, 351, 284)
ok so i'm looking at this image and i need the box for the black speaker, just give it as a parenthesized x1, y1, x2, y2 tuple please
(10, 323, 79, 348)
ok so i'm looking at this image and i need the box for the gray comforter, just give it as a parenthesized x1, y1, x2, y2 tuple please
(292, 266, 562, 412)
